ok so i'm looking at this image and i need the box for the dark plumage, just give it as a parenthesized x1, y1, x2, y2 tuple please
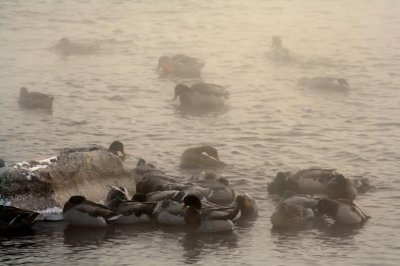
(173, 83, 229, 108)
(0, 205, 39, 231)
(181, 146, 225, 168)
(18, 87, 54, 110)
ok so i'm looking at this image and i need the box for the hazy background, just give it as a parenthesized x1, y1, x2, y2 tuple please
(1, 0, 400, 265)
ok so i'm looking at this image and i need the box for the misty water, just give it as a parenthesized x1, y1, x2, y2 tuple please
(1, 0, 400, 265)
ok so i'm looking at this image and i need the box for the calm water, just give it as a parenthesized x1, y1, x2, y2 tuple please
(1, 0, 400, 265)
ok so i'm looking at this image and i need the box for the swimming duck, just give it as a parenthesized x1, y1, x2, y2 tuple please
(183, 195, 234, 233)
(0, 205, 39, 231)
(266, 36, 295, 62)
(173, 83, 229, 109)
(54, 37, 100, 56)
(63, 196, 119, 227)
(271, 202, 314, 228)
(181, 146, 225, 168)
(298, 77, 350, 91)
(316, 198, 370, 224)
(157, 54, 204, 77)
(268, 168, 356, 200)
(60, 140, 126, 160)
(18, 87, 54, 110)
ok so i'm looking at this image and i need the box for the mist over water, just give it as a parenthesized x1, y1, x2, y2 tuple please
(1, 0, 400, 265)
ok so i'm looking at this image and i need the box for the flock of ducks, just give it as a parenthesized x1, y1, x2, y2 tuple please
(17, 36, 350, 112)
(0, 142, 370, 233)
(3, 36, 366, 234)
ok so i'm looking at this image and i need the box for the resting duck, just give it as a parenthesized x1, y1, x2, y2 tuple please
(298, 77, 350, 91)
(281, 191, 320, 209)
(234, 193, 258, 219)
(19, 87, 54, 110)
(0, 205, 39, 231)
(157, 54, 204, 77)
(54, 37, 100, 56)
(205, 177, 236, 205)
(181, 146, 225, 168)
(266, 36, 295, 62)
(268, 168, 357, 201)
(60, 140, 126, 160)
(316, 198, 370, 224)
(63, 196, 119, 227)
(271, 202, 314, 228)
(173, 83, 229, 109)
(183, 195, 234, 233)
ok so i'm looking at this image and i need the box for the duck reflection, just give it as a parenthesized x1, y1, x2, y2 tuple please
(180, 231, 239, 264)
(63, 225, 108, 246)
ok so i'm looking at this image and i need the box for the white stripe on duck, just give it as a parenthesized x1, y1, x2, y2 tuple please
(316, 198, 370, 224)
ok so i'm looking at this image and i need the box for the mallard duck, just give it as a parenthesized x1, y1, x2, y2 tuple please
(281, 191, 320, 209)
(173, 83, 229, 108)
(266, 36, 295, 62)
(18, 87, 54, 109)
(271, 202, 313, 228)
(0, 205, 39, 231)
(54, 37, 100, 56)
(108, 200, 155, 225)
(60, 140, 126, 160)
(326, 174, 357, 201)
(157, 54, 204, 77)
(298, 77, 350, 91)
(181, 146, 225, 168)
(316, 198, 369, 224)
(268, 168, 356, 200)
(234, 193, 258, 219)
(183, 195, 234, 233)
(205, 177, 236, 205)
(63, 196, 119, 227)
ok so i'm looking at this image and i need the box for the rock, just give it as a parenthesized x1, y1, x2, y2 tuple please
(0, 150, 135, 211)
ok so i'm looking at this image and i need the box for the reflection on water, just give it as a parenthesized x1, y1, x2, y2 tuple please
(63, 226, 108, 246)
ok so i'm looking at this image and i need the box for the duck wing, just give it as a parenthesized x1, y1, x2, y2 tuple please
(74, 201, 116, 218)
(117, 202, 155, 216)
(0, 206, 39, 228)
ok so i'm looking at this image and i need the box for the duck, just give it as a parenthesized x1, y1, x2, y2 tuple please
(183, 194, 234, 233)
(63, 195, 119, 227)
(281, 191, 321, 209)
(204, 177, 236, 205)
(53, 37, 100, 56)
(0, 205, 39, 231)
(181, 145, 225, 168)
(298, 77, 350, 91)
(107, 198, 155, 225)
(0, 158, 4, 168)
(173, 83, 229, 109)
(316, 198, 370, 224)
(266, 36, 295, 62)
(157, 54, 204, 77)
(18, 87, 54, 110)
(234, 193, 258, 219)
(60, 140, 126, 160)
(326, 174, 357, 201)
(268, 168, 357, 200)
(271, 202, 314, 228)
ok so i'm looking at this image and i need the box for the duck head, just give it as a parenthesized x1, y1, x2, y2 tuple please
(337, 78, 349, 88)
(106, 186, 130, 204)
(316, 198, 338, 217)
(272, 36, 283, 48)
(108, 140, 126, 159)
(20, 87, 28, 97)
(183, 194, 202, 210)
(132, 193, 147, 202)
(157, 56, 171, 71)
(267, 172, 289, 194)
(63, 195, 86, 212)
(183, 194, 202, 229)
(173, 84, 190, 101)
(235, 194, 258, 218)
(199, 145, 220, 161)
